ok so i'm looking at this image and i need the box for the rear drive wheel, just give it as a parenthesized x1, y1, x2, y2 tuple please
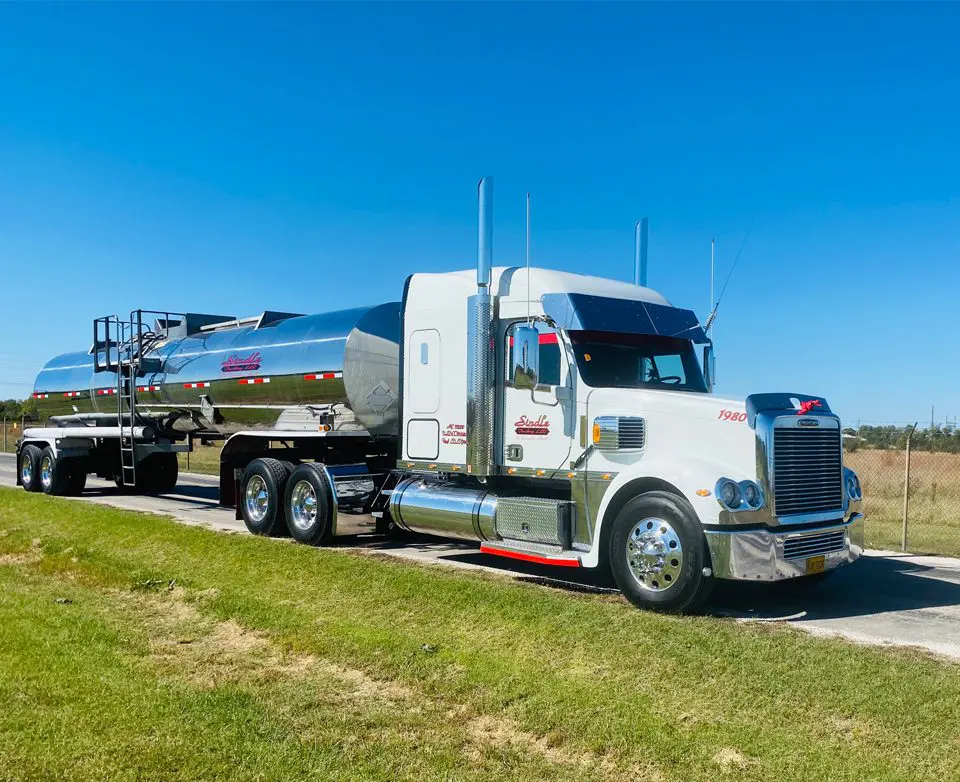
(38, 446, 71, 496)
(20, 445, 43, 492)
(284, 463, 334, 546)
(608, 491, 713, 614)
(240, 458, 292, 536)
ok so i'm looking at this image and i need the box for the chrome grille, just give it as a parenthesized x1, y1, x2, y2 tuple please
(783, 529, 846, 560)
(617, 417, 646, 449)
(772, 424, 843, 516)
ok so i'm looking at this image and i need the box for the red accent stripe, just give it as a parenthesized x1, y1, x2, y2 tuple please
(508, 333, 559, 346)
(479, 543, 581, 568)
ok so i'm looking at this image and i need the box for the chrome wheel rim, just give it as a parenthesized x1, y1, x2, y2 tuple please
(244, 475, 270, 523)
(626, 517, 683, 592)
(289, 480, 318, 531)
(21, 454, 33, 485)
(39, 455, 54, 491)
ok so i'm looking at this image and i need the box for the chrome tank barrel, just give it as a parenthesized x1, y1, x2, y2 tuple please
(31, 303, 401, 437)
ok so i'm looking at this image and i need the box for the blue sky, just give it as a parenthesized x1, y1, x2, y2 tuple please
(1, 2, 957, 425)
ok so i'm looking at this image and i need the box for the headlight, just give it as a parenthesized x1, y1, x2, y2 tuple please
(716, 478, 742, 510)
(844, 468, 862, 501)
(740, 480, 763, 509)
(715, 477, 764, 511)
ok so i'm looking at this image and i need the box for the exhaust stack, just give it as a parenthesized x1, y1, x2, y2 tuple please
(466, 177, 496, 476)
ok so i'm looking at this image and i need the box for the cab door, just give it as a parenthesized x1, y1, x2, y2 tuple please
(501, 323, 573, 474)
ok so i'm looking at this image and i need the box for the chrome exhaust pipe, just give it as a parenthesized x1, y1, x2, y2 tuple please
(466, 177, 496, 476)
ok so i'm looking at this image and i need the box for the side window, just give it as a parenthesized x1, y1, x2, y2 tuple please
(506, 323, 562, 387)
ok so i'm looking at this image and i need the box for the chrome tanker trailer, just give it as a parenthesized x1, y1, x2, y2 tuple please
(16, 178, 864, 613)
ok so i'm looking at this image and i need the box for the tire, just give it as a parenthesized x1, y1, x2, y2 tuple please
(240, 458, 292, 536)
(284, 463, 335, 545)
(63, 460, 88, 496)
(608, 491, 713, 614)
(38, 446, 72, 496)
(19, 445, 43, 492)
(140, 453, 179, 493)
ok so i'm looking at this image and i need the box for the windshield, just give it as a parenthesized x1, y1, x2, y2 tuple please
(569, 330, 707, 392)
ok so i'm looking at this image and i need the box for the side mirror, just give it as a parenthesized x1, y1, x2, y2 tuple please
(703, 344, 716, 392)
(511, 325, 540, 390)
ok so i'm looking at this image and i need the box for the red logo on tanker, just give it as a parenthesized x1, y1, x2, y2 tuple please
(796, 399, 822, 416)
(221, 351, 263, 373)
(515, 414, 550, 436)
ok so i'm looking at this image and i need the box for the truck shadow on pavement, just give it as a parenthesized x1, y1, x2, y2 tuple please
(361, 536, 960, 622)
(710, 554, 960, 622)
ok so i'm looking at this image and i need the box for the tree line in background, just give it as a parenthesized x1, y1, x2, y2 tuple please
(845, 424, 960, 453)
(0, 398, 39, 421)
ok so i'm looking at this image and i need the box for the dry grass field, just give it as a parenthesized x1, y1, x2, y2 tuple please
(846, 448, 960, 556)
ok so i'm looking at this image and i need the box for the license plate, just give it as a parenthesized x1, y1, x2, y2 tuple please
(805, 555, 826, 575)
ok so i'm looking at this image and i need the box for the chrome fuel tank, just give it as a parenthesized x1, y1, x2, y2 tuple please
(31, 303, 401, 437)
(389, 478, 498, 542)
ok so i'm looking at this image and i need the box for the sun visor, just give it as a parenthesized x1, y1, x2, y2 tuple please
(541, 293, 708, 343)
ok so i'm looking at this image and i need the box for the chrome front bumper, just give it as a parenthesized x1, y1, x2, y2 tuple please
(704, 513, 864, 581)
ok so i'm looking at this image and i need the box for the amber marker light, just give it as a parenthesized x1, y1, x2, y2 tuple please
(696, 489, 712, 497)
(592, 422, 601, 444)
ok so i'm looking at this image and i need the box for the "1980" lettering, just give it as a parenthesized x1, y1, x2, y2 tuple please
(718, 409, 747, 422)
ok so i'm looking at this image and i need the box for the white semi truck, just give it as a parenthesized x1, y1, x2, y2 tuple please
(17, 178, 864, 612)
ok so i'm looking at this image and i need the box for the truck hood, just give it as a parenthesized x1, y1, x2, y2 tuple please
(584, 388, 757, 480)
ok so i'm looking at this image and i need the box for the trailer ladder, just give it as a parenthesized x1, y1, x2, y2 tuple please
(118, 355, 137, 487)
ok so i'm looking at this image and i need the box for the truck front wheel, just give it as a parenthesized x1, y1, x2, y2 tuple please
(608, 491, 713, 614)
(240, 458, 292, 536)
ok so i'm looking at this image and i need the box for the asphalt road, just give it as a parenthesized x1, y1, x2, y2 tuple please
(4, 451, 960, 660)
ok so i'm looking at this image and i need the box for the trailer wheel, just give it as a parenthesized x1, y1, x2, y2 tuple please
(608, 491, 713, 614)
(38, 446, 72, 496)
(64, 465, 88, 496)
(20, 445, 43, 492)
(240, 458, 292, 536)
(141, 453, 179, 493)
(284, 463, 334, 546)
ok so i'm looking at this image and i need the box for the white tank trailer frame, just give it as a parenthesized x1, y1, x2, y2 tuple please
(16, 178, 864, 612)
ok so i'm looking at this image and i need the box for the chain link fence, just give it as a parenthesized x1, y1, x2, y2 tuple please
(1, 417, 40, 455)
(845, 424, 960, 557)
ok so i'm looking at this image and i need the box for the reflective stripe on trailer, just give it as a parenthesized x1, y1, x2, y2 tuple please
(96, 389, 117, 396)
(32, 393, 49, 399)
(183, 382, 211, 389)
(137, 385, 161, 392)
(63, 391, 83, 398)
(303, 372, 342, 380)
(238, 377, 271, 385)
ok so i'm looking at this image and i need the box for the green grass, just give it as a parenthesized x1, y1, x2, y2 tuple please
(176, 441, 223, 475)
(2, 488, 960, 780)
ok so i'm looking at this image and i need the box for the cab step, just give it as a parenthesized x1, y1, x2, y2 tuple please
(480, 540, 581, 568)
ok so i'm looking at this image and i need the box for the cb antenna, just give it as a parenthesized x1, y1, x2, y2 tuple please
(703, 224, 752, 333)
